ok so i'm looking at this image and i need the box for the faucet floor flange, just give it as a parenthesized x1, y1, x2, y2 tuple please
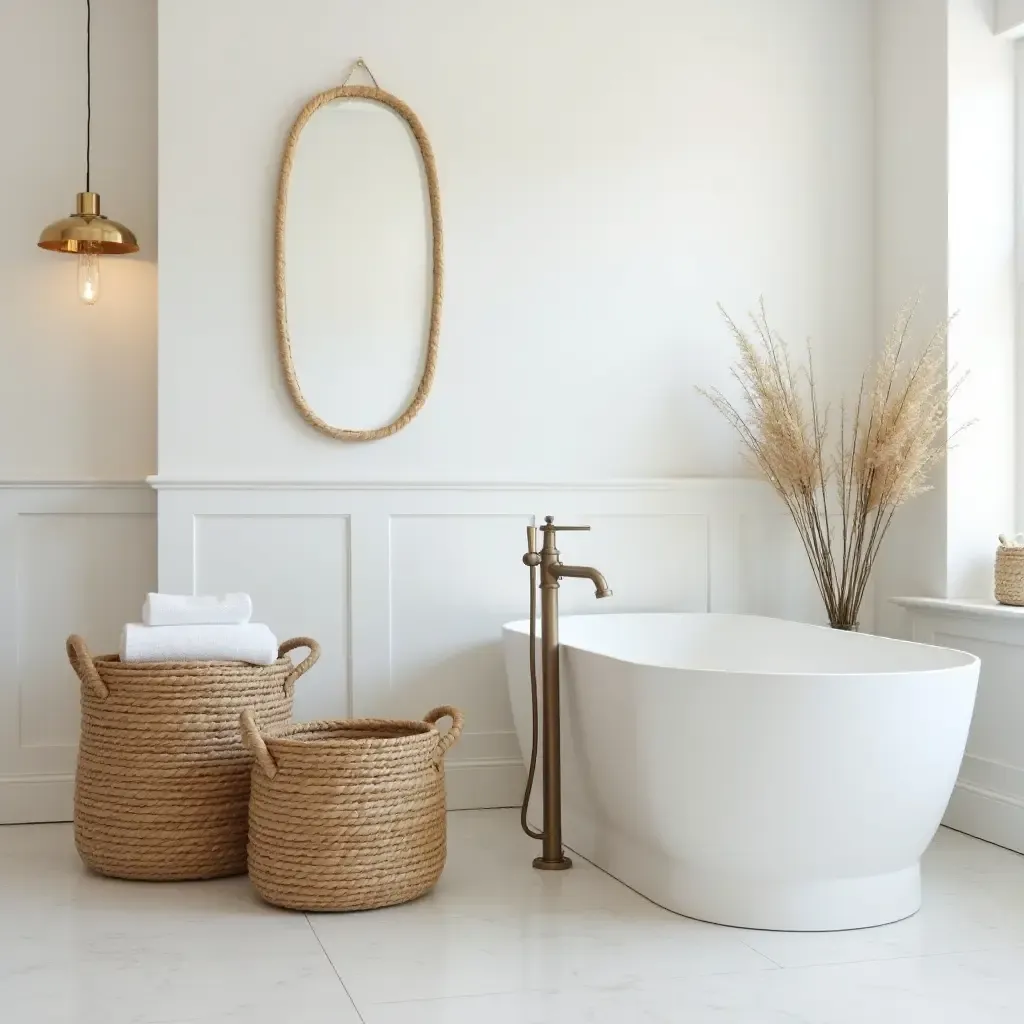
(533, 855, 573, 871)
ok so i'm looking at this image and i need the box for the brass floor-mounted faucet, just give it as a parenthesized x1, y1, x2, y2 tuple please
(521, 516, 611, 870)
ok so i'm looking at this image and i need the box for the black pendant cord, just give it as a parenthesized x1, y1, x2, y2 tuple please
(86, 0, 91, 192)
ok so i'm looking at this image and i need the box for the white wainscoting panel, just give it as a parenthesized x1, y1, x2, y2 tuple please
(194, 513, 351, 723)
(154, 478, 802, 810)
(895, 598, 1024, 855)
(737, 511, 875, 630)
(552, 513, 709, 616)
(0, 484, 156, 823)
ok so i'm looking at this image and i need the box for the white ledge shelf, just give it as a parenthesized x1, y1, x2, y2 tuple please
(891, 596, 1024, 621)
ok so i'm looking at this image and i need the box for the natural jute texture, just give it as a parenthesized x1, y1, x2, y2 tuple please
(995, 542, 1024, 606)
(241, 705, 463, 911)
(275, 83, 443, 442)
(67, 634, 320, 881)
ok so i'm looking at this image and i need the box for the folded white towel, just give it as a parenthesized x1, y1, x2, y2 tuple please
(142, 593, 253, 627)
(120, 623, 279, 665)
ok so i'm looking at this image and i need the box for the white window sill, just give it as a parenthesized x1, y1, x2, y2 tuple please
(891, 596, 1024, 621)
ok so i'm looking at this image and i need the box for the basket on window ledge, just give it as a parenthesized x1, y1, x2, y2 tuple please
(66, 633, 320, 881)
(994, 534, 1024, 606)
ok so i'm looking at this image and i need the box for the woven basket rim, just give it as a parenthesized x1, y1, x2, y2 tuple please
(260, 717, 437, 749)
(91, 653, 294, 672)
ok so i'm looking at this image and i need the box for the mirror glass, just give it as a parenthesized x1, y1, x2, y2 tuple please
(284, 97, 433, 432)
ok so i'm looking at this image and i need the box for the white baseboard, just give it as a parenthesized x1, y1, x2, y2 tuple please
(445, 758, 525, 811)
(943, 781, 1024, 855)
(0, 775, 74, 825)
(0, 762, 525, 826)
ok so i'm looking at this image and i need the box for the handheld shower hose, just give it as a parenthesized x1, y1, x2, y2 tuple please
(520, 540, 544, 840)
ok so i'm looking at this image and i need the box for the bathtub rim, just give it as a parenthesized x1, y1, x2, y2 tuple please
(501, 611, 979, 678)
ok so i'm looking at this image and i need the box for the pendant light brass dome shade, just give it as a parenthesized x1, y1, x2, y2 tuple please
(38, 0, 138, 305)
(38, 191, 138, 255)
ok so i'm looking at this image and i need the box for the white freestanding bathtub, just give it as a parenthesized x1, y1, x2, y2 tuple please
(502, 613, 979, 931)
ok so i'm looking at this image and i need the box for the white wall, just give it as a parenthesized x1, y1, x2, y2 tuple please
(0, 0, 157, 822)
(874, 1, 1021, 854)
(0, 0, 157, 481)
(872, 0, 951, 639)
(154, 0, 876, 806)
(946, 0, 1016, 597)
(873, 0, 1017, 638)
(996, 0, 1024, 35)
(157, 0, 874, 482)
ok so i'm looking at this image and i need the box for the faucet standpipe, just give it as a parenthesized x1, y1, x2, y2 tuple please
(520, 516, 612, 870)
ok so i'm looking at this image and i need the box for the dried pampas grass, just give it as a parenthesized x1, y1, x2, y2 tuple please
(700, 299, 966, 628)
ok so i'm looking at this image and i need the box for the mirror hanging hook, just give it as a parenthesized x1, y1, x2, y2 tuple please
(341, 57, 380, 89)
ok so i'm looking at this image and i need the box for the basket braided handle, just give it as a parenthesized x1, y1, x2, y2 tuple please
(278, 637, 321, 696)
(65, 634, 108, 700)
(425, 705, 464, 766)
(240, 709, 279, 779)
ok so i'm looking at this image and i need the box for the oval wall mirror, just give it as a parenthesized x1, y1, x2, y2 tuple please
(276, 83, 442, 441)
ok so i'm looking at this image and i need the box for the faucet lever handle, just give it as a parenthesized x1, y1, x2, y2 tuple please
(541, 516, 590, 533)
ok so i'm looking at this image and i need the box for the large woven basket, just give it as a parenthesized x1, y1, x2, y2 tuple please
(995, 535, 1024, 606)
(67, 633, 320, 881)
(241, 705, 463, 911)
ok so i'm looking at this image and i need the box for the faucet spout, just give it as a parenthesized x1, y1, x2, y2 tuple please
(553, 564, 613, 599)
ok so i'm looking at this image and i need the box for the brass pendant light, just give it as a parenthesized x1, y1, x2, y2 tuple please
(37, 0, 138, 304)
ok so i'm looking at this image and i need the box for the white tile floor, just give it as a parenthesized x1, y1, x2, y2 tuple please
(3, 810, 1024, 1023)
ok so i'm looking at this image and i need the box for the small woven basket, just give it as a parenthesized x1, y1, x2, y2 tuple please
(67, 634, 320, 881)
(241, 705, 464, 911)
(995, 535, 1024, 606)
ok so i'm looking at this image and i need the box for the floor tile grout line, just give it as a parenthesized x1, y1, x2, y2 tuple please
(748, 939, 1024, 975)
(363, 963, 809, 1008)
(736, 937, 783, 969)
(304, 914, 366, 1023)
(560, 836, 781, 971)
(356, 946, 1024, 1010)
(559, 824, 1024, 974)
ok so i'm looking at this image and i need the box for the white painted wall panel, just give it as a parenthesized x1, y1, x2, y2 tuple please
(389, 514, 531, 733)
(157, 0, 873, 482)
(0, 485, 156, 824)
(0, 0, 156, 480)
(194, 513, 351, 723)
(898, 601, 1024, 855)
(17, 511, 156, 748)
(154, 478, 791, 809)
(552, 514, 708, 617)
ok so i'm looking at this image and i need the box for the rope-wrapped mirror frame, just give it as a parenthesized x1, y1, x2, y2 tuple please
(275, 83, 443, 441)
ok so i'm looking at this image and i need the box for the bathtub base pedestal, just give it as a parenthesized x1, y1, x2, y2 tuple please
(657, 863, 922, 932)
(562, 809, 924, 931)
(569, 814, 923, 930)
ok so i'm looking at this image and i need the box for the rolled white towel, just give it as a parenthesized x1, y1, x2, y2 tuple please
(142, 593, 253, 627)
(120, 623, 279, 665)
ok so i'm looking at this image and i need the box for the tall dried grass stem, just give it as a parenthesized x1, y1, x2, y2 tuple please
(699, 299, 967, 627)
